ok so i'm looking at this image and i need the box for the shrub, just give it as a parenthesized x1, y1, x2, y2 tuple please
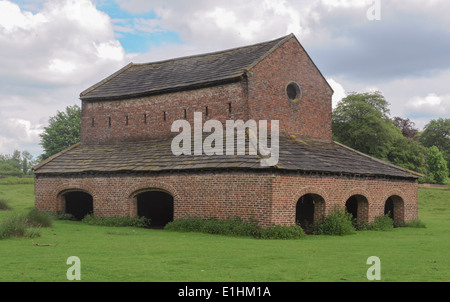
(165, 217, 306, 240)
(26, 209, 54, 227)
(404, 219, 426, 228)
(0, 198, 11, 211)
(312, 207, 356, 236)
(368, 214, 394, 231)
(260, 225, 306, 240)
(54, 212, 76, 221)
(82, 214, 150, 228)
(0, 214, 40, 239)
(164, 216, 204, 232)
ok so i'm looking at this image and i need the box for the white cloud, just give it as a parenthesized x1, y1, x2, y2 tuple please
(327, 78, 347, 108)
(0, 0, 127, 156)
(408, 93, 450, 117)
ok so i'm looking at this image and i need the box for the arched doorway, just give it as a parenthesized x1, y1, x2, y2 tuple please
(136, 191, 174, 228)
(384, 195, 404, 225)
(345, 195, 369, 225)
(63, 191, 93, 221)
(385, 197, 394, 219)
(345, 196, 358, 220)
(296, 194, 325, 232)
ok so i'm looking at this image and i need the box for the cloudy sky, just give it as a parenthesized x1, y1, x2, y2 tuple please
(1, 0, 449, 158)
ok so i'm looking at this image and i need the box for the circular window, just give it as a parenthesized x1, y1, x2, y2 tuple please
(286, 82, 302, 102)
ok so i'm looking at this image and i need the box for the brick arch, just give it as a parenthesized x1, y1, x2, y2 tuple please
(126, 181, 179, 200)
(55, 183, 96, 213)
(382, 189, 407, 204)
(340, 189, 371, 207)
(291, 186, 328, 229)
(291, 186, 329, 206)
(125, 180, 179, 218)
(342, 190, 370, 225)
(382, 190, 406, 225)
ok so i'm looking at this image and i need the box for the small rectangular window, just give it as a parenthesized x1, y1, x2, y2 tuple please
(228, 102, 232, 114)
(108, 117, 111, 127)
(163, 111, 166, 121)
(126, 115, 129, 125)
(91, 118, 95, 127)
(144, 113, 147, 124)
(205, 106, 209, 117)
(184, 109, 187, 119)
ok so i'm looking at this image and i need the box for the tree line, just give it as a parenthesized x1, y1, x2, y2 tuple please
(0, 150, 36, 177)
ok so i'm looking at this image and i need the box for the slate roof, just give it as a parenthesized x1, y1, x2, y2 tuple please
(80, 35, 292, 101)
(33, 135, 420, 180)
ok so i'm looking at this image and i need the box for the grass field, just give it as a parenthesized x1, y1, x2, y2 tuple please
(0, 181, 449, 282)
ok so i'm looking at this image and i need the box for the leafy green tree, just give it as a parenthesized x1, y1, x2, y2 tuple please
(425, 146, 449, 184)
(420, 118, 450, 168)
(332, 92, 398, 160)
(39, 105, 81, 161)
(0, 162, 23, 176)
(387, 135, 426, 174)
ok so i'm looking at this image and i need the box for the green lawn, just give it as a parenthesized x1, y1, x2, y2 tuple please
(0, 182, 449, 282)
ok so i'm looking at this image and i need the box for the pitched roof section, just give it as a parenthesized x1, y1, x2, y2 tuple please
(33, 135, 420, 180)
(80, 35, 292, 101)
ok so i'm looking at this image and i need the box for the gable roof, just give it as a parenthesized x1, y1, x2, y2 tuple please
(33, 134, 420, 180)
(80, 35, 293, 101)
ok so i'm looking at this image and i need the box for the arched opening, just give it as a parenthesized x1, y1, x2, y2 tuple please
(64, 191, 93, 221)
(137, 191, 174, 228)
(384, 196, 404, 225)
(296, 194, 325, 233)
(345, 196, 358, 220)
(345, 195, 369, 226)
(385, 197, 394, 220)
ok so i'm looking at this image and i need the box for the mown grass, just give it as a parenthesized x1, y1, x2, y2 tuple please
(0, 180, 449, 282)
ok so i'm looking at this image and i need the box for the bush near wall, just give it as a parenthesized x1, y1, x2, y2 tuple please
(164, 217, 306, 240)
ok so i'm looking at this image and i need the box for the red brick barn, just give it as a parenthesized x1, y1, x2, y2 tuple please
(33, 34, 420, 228)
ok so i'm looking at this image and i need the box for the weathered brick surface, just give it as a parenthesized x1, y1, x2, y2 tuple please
(81, 81, 248, 144)
(247, 37, 333, 140)
(35, 172, 417, 226)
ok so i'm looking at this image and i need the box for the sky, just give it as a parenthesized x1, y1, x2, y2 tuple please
(0, 0, 449, 159)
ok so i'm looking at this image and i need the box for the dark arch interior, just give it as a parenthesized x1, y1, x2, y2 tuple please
(137, 191, 174, 228)
(345, 196, 358, 220)
(296, 194, 315, 230)
(384, 197, 394, 220)
(64, 191, 93, 221)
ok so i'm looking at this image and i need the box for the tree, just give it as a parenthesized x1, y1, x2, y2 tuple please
(420, 118, 450, 168)
(392, 117, 419, 140)
(387, 135, 426, 174)
(39, 104, 81, 161)
(332, 92, 398, 160)
(332, 91, 428, 174)
(0, 150, 36, 176)
(425, 146, 449, 184)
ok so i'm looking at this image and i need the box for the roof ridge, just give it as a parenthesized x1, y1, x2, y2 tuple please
(131, 34, 292, 68)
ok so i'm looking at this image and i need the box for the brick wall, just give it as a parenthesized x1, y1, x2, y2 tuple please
(247, 37, 333, 140)
(34, 171, 417, 227)
(81, 81, 249, 144)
